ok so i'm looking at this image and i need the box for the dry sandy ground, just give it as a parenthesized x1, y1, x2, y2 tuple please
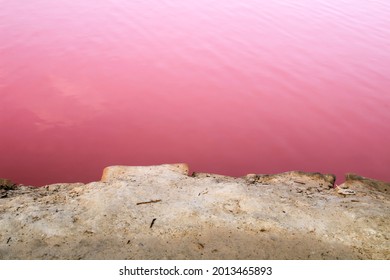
(0, 164, 389, 259)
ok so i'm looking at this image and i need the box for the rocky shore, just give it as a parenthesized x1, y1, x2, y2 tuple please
(0, 164, 389, 259)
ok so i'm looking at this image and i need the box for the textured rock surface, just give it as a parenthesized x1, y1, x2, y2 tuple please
(0, 179, 16, 199)
(0, 164, 389, 259)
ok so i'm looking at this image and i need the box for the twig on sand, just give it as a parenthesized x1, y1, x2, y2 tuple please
(136, 199, 161, 205)
(294, 181, 306, 185)
(150, 218, 157, 228)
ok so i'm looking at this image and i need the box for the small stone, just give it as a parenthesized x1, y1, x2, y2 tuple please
(338, 189, 356, 195)
(245, 174, 258, 184)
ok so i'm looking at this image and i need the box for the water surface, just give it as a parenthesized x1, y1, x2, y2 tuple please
(1, 0, 390, 185)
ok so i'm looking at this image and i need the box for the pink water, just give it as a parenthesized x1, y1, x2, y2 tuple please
(1, 0, 390, 186)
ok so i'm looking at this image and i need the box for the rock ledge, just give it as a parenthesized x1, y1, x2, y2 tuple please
(0, 164, 389, 259)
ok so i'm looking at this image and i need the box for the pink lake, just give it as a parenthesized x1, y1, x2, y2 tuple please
(1, 0, 390, 186)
